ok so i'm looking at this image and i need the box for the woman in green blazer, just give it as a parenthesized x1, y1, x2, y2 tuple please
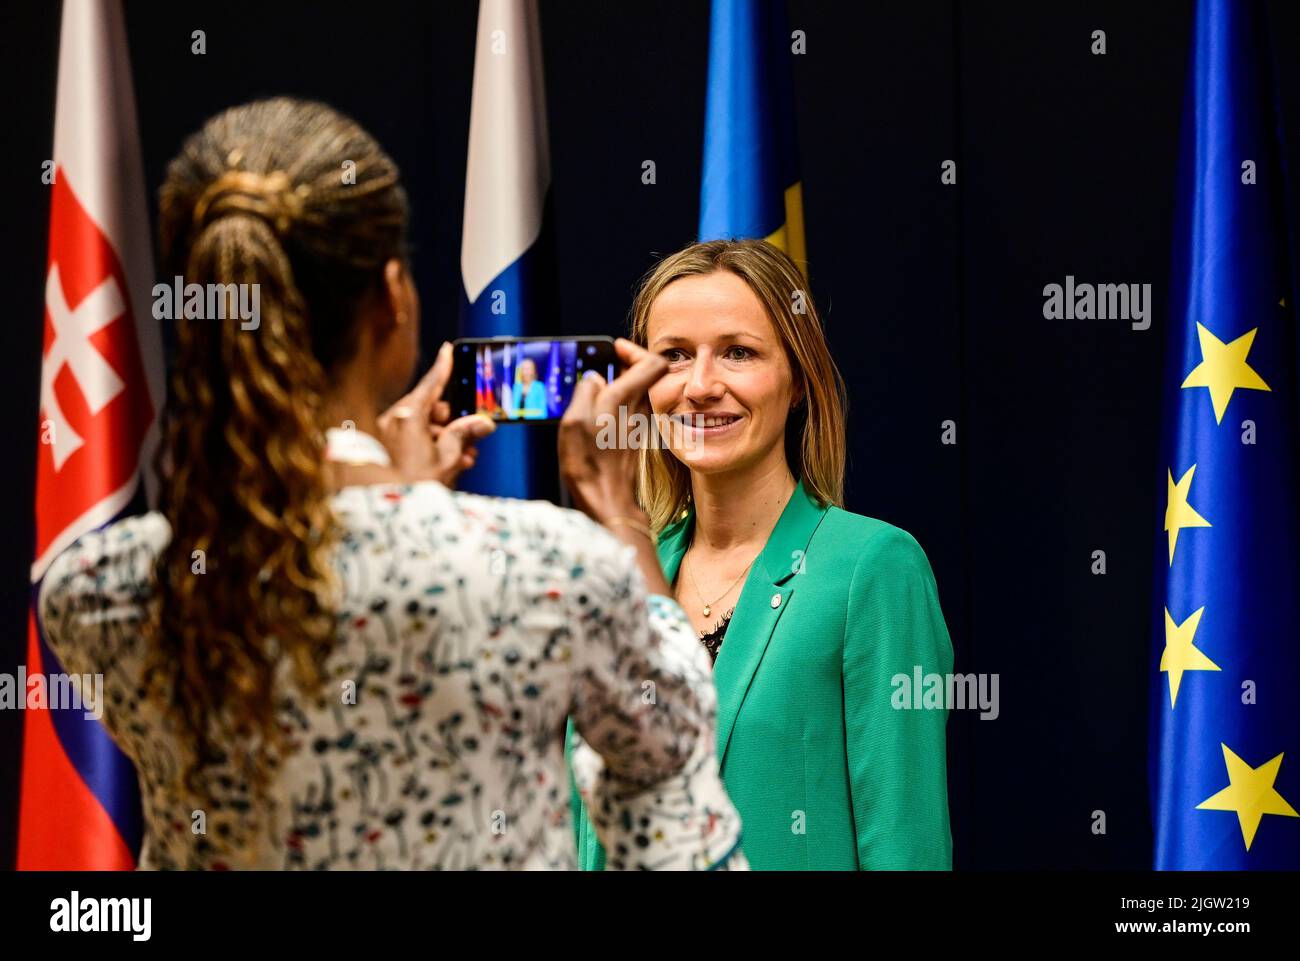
(568, 239, 953, 870)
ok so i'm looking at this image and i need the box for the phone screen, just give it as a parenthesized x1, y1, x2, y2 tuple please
(450, 336, 620, 423)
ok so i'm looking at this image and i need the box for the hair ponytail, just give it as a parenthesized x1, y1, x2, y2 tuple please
(148, 99, 408, 828)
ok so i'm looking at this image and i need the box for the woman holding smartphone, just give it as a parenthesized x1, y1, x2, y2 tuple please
(38, 98, 743, 870)
(570, 239, 954, 870)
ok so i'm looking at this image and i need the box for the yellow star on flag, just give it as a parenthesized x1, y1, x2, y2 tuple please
(1197, 744, 1299, 851)
(1165, 465, 1211, 565)
(1180, 322, 1271, 423)
(1161, 606, 1220, 708)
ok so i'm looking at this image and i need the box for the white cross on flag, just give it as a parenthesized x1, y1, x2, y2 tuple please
(33, 0, 161, 579)
(20, 0, 162, 870)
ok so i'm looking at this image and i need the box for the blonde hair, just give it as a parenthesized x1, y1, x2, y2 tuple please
(629, 239, 847, 531)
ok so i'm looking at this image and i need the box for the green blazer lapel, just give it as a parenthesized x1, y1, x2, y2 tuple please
(707, 482, 832, 766)
(655, 512, 693, 586)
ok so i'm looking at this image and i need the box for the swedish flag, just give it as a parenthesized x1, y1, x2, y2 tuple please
(699, 0, 805, 272)
(1152, 0, 1300, 869)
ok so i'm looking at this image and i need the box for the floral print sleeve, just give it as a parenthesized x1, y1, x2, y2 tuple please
(566, 551, 746, 870)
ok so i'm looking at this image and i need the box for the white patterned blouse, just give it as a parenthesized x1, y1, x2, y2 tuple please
(38, 481, 745, 870)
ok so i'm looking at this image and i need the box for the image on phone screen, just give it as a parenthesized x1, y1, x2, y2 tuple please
(451, 337, 619, 423)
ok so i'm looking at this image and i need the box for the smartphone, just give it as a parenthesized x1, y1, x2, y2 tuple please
(449, 336, 621, 423)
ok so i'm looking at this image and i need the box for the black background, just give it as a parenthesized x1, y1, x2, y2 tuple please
(2, 0, 1299, 871)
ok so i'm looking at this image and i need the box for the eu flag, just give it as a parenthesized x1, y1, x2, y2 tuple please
(699, 0, 805, 271)
(1152, 0, 1300, 869)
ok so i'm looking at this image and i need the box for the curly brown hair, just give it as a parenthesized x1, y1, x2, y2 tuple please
(149, 98, 409, 820)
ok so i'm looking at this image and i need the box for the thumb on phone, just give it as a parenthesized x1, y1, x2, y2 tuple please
(433, 413, 496, 486)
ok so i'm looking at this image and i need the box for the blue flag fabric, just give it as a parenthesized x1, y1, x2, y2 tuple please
(699, 0, 806, 268)
(546, 338, 563, 418)
(1152, 0, 1300, 869)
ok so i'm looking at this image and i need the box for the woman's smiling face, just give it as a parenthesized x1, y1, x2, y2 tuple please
(646, 270, 799, 477)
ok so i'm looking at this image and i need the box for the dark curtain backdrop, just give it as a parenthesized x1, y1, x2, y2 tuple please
(3, 0, 1299, 870)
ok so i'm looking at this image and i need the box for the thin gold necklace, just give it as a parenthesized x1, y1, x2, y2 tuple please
(683, 478, 792, 617)
(686, 551, 755, 618)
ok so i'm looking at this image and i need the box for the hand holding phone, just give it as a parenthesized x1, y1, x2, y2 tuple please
(375, 342, 496, 487)
(557, 338, 667, 525)
(558, 338, 673, 597)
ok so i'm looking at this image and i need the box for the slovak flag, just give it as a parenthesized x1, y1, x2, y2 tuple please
(20, 0, 162, 869)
